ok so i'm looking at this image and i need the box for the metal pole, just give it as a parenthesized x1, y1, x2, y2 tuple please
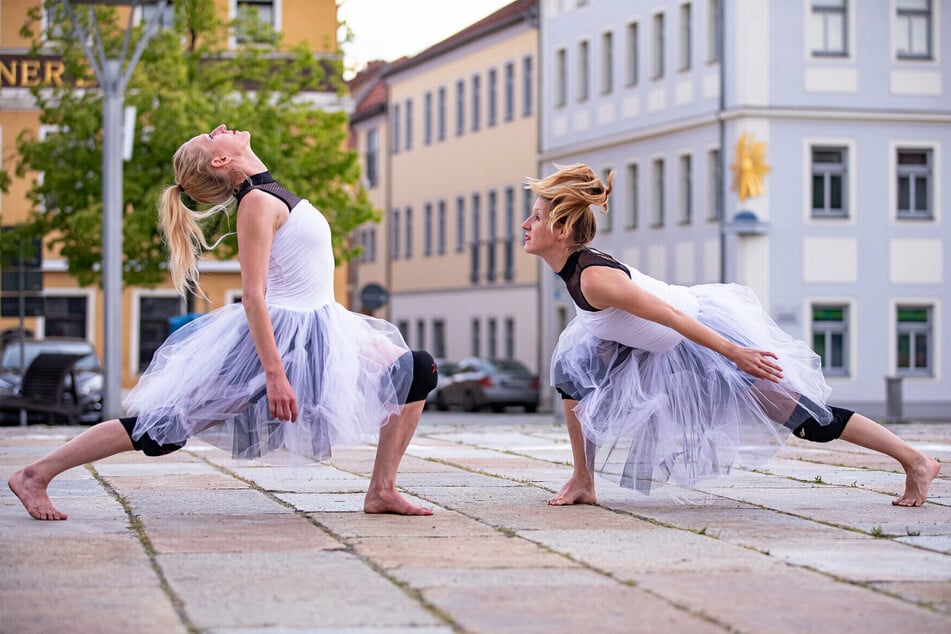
(102, 59, 123, 420)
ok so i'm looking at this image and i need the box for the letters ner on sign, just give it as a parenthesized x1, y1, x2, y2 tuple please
(0, 56, 93, 89)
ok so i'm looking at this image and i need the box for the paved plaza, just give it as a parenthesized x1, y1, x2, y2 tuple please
(1, 412, 949, 633)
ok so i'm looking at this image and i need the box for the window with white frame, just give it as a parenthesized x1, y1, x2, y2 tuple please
(138, 296, 183, 373)
(424, 92, 432, 146)
(809, 0, 847, 57)
(416, 320, 425, 350)
(391, 209, 400, 259)
(235, 0, 277, 43)
(471, 74, 481, 132)
(895, 0, 933, 59)
(404, 98, 412, 151)
(708, 148, 723, 220)
(456, 196, 465, 253)
(391, 103, 400, 155)
(522, 55, 533, 116)
(487, 190, 497, 282)
(812, 305, 849, 376)
(470, 193, 481, 283)
(679, 3, 692, 71)
(601, 32, 614, 94)
(811, 147, 848, 218)
(601, 167, 613, 233)
(424, 203, 433, 257)
(626, 163, 639, 229)
(578, 40, 590, 101)
(471, 318, 481, 356)
(896, 149, 932, 219)
(404, 206, 413, 259)
(652, 158, 665, 226)
(679, 154, 692, 224)
(896, 305, 932, 376)
(487, 318, 498, 359)
(707, 0, 721, 62)
(140, 2, 176, 31)
(44, 2, 68, 40)
(653, 13, 665, 78)
(456, 80, 465, 136)
(504, 186, 515, 281)
(488, 68, 498, 126)
(437, 200, 447, 255)
(556, 48, 568, 107)
(44, 296, 88, 339)
(504, 317, 515, 359)
(365, 128, 378, 187)
(432, 320, 446, 358)
(437, 86, 447, 141)
(627, 22, 639, 86)
(397, 320, 409, 342)
(504, 61, 515, 121)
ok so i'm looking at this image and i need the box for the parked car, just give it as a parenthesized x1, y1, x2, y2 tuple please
(0, 338, 104, 424)
(425, 358, 457, 409)
(436, 357, 539, 413)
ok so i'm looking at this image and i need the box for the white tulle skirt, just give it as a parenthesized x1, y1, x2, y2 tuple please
(552, 283, 832, 493)
(123, 302, 413, 460)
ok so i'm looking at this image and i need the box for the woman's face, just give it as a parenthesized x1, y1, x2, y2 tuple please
(188, 124, 251, 157)
(521, 196, 563, 256)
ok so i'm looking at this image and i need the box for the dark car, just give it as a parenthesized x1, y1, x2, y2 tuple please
(436, 357, 539, 412)
(425, 358, 457, 409)
(0, 338, 104, 424)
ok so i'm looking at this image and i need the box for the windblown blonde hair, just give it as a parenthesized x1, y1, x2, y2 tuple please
(158, 141, 236, 296)
(524, 163, 613, 251)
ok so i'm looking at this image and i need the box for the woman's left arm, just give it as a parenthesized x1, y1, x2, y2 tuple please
(582, 267, 783, 382)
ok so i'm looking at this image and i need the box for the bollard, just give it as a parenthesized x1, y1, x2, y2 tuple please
(885, 376, 903, 424)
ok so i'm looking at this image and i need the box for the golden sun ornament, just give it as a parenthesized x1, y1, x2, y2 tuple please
(730, 133, 770, 201)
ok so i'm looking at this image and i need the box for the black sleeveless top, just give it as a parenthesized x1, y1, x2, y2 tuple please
(234, 171, 302, 212)
(556, 248, 631, 312)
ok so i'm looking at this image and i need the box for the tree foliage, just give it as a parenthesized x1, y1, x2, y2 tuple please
(4, 0, 375, 288)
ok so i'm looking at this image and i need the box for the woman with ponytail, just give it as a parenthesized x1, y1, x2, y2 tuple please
(10, 124, 437, 520)
(523, 163, 939, 507)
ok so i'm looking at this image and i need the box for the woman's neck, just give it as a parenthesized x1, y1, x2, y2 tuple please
(541, 247, 572, 275)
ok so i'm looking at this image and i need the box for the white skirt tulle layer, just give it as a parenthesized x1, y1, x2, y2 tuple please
(124, 302, 413, 460)
(552, 283, 832, 494)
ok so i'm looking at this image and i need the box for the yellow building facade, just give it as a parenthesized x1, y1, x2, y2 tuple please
(0, 0, 344, 390)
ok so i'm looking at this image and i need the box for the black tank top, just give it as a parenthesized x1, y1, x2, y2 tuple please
(234, 171, 302, 212)
(556, 248, 631, 312)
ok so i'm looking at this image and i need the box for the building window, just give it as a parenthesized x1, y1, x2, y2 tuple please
(895, 0, 932, 59)
(397, 320, 409, 342)
(487, 318, 498, 359)
(391, 103, 400, 155)
(601, 32, 614, 94)
(522, 55, 534, 116)
(364, 128, 378, 188)
(391, 209, 400, 259)
(235, 0, 276, 43)
(424, 203, 433, 257)
(471, 74, 481, 132)
(471, 318, 481, 357)
(456, 80, 465, 136)
(811, 147, 848, 218)
(437, 200, 447, 255)
(601, 167, 614, 233)
(504, 186, 515, 281)
(404, 207, 413, 259)
(504, 61, 515, 121)
(897, 305, 932, 376)
(577, 40, 590, 101)
(653, 13, 665, 79)
(652, 158, 665, 227)
(556, 48, 568, 107)
(437, 86, 447, 141)
(44, 296, 87, 338)
(707, 0, 721, 62)
(626, 163, 639, 229)
(897, 149, 932, 219)
(488, 68, 498, 126)
(138, 296, 182, 373)
(43, 3, 68, 40)
(456, 196, 465, 253)
(504, 318, 515, 360)
(433, 320, 446, 359)
(810, 0, 847, 57)
(470, 193, 481, 284)
(424, 92, 433, 145)
(679, 3, 692, 71)
(680, 154, 692, 225)
(708, 149, 723, 220)
(141, 2, 176, 31)
(404, 99, 413, 151)
(416, 320, 425, 350)
(627, 22, 639, 86)
(487, 190, 497, 282)
(812, 305, 848, 376)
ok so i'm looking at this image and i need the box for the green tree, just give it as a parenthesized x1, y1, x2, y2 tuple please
(4, 0, 375, 289)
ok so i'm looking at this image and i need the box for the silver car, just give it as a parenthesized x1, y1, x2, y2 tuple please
(436, 357, 539, 413)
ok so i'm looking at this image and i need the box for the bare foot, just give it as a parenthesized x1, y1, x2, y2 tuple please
(893, 457, 941, 507)
(364, 488, 433, 516)
(8, 468, 67, 521)
(548, 475, 597, 506)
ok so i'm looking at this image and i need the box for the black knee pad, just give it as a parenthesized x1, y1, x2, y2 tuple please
(120, 416, 185, 457)
(405, 350, 438, 403)
(790, 406, 854, 443)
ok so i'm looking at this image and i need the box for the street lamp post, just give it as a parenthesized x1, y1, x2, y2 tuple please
(62, 0, 167, 419)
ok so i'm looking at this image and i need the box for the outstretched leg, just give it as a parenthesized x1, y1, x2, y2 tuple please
(364, 400, 432, 515)
(838, 413, 941, 507)
(8, 419, 134, 521)
(549, 399, 597, 506)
